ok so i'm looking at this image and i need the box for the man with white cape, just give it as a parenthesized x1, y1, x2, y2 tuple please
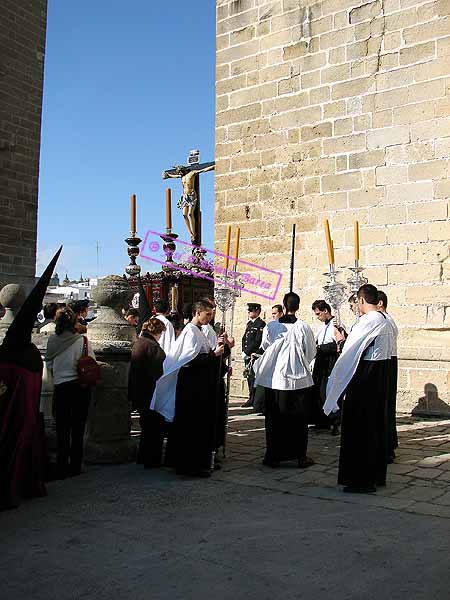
(253, 293, 316, 468)
(377, 290, 399, 463)
(151, 300, 224, 477)
(324, 284, 392, 494)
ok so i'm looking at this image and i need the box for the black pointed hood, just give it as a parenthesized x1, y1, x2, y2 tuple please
(136, 275, 152, 335)
(0, 246, 63, 358)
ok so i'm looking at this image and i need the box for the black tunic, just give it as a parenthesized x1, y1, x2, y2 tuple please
(311, 321, 339, 427)
(174, 351, 221, 475)
(338, 357, 389, 488)
(264, 387, 312, 464)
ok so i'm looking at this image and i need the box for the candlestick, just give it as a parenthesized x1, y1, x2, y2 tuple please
(166, 189, 172, 232)
(125, 233, 142, 277)
(233, 227, 241, 268)
(354, 221, 360, 262)
(324, 219, 334, 266)
(130, 194, 136, 235)
(224, 225, 231, 271)
(171, 285, 176, 312)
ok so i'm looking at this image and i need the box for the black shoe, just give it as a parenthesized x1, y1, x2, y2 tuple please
(343, 485, 376, 494)
(241, 401, 253, 408)
(331, 424, 339, 436)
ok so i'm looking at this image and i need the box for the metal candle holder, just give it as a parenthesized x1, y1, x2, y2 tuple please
(214, 268, 244, 461)
(160, 232, 178, 264)
(347, 260, 368, 320)
(125, 233, 142, 277)
(322, 265, 348, 327)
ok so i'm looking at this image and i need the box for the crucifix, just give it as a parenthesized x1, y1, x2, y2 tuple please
(162, 156, 215, 246)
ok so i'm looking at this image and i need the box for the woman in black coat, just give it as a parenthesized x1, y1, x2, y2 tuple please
(129, 318, 166, 468)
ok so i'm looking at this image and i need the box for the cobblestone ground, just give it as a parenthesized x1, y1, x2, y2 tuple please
(220, 400, 450, 519)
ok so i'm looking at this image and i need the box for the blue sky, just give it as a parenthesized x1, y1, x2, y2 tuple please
(37, 1, 216, 278)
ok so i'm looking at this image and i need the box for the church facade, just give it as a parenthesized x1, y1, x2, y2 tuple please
(0, 0, 48, 289)
(215, 0, 450, 414)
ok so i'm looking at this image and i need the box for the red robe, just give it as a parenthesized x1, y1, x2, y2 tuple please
(0, 358, 47, 510)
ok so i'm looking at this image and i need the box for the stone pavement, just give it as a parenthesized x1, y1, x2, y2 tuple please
(223, 400, 450, 519)
(3, 405, 450, 599)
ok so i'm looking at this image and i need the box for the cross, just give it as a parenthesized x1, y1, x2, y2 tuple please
(162, 160, 215, 246)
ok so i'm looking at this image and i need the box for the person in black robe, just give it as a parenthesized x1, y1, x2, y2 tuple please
(310, 299, 342, 432)
(129, 318, 166, 468)
(253, 292, 316, 468)
(324, 284, 391, 494)
(377, 290, 399, 463)
(0, 246, 62, 510)
(174, 301, 225, 477)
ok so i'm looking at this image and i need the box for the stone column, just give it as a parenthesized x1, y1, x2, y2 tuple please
(0, 284, 26, 342)
(84, 275, 137, 464)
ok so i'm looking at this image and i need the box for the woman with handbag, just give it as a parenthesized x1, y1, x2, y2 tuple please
(45, 307, 97, 479)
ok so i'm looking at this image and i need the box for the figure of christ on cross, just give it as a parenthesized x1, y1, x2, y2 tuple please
(162, 161, 215, 244)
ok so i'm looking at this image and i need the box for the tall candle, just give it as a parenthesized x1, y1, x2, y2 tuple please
(166, 189, 172, 231)
(130, 194, 136, 234)
(233, 227, 241, 268)
(354, 221, 360, 262)
(324, 219, 334, 265)
(224, 225, 232, 271)
(171, 286, 176, 311)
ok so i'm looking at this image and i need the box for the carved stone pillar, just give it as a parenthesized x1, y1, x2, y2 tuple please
(0, 284, 26, 341)
(84, 276, 137, 464)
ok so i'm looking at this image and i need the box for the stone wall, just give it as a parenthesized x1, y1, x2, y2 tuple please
(0, 0, 48, 288)
(215, 0, 450, 414)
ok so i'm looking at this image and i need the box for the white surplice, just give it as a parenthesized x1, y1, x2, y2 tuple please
(384, 312, 398, 357)
(201, 323, 218, 350)
(260, 320, 290, 351)
(150, 322, 210, 422)
(323, 310, 390, 415)
(155, 314, 176, 355)
(253, 320, 316, 391)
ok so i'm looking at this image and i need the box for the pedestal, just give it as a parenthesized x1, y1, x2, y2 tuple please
(0, 283, 26, 341)
(84, 275, 137, 464)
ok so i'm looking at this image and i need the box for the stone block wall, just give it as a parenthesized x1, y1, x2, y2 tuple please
(0, 0, 48, 288)
(215, 0, 450, 414)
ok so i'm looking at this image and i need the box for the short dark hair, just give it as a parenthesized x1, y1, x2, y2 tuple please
(182, 302, 193, 320)
(69, 299, 89, 315)
(192, 300, 214, 314)
(43, 303, 58, 320)
(125, 308, 139, 318)
(357, 284, 378, 305)
(155, 299, 170, 314)
(348, 293, 357, 303)
(272, 304, 283, 313)
(283, 292, 300, 312)
(311, 299, 331, 313)
(377, 290, 388, 309)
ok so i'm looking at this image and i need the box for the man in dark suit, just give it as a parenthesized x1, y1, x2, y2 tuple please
(241, 303, 266, 408)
